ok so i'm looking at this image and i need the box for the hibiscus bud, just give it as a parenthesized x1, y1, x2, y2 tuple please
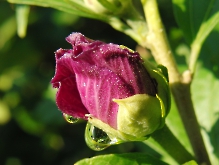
(51, 33, 170, 150)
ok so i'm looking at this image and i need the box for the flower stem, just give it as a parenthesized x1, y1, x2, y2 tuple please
(140, 0, 211, 164)
(151, 125, 194, 164)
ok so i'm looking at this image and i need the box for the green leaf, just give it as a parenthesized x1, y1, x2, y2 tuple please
(191, 25, 219, 164)
(8, 0, 148, 48)
(172, 0, 219, 44)
(182, 160, 198, 165)
(75, 153, 168, 165)
(15, 4, 30, 38)
(8, 0, 108, 20)
(192, 64, 219, 164)
(172, 0, 219, 72)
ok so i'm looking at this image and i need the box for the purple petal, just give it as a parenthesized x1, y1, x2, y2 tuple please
(51, 33, 157, 129)
(51, 48, 88, 119)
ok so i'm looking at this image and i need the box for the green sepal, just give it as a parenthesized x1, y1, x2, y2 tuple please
(119, 45, 135, 53)
(86, 113, 149, 143)
(157, 64, 169, 83)
(114, 94, 164, 138)
(86, 93, 166, 142)
(143, 60, 171, 115)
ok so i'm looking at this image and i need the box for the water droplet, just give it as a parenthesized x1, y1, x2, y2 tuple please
(85, 122, 119, 151)
(63, 113, 79, 124)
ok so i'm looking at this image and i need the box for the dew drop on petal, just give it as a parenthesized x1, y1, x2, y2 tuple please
(63, 113, 79, 124)
(85, 122, 119, 151)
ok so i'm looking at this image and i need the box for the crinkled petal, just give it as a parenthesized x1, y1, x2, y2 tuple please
(51, 49, 88, 119)
(51, 33, 157, 129)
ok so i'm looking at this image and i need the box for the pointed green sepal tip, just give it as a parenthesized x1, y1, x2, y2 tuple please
(119, 45, 135, 53)
(143, 61, 171, 115)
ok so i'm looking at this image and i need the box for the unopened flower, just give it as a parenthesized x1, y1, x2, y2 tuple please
(51, 33, 170, 149)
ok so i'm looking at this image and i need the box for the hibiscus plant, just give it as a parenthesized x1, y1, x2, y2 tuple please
(6, 0, 219, 165)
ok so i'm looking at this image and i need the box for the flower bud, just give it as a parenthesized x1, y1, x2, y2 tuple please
(51, 33, 170, 148)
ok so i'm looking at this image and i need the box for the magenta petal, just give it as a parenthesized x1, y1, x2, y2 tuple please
(51, 33, 157, 129)
(75, 67, 136, 128)
(55, 76, 88, 119)
(51, 49, 88, 119)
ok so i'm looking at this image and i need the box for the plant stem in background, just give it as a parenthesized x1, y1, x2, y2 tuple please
(140, 0, 211, 164)
(151, 125, 194, 164)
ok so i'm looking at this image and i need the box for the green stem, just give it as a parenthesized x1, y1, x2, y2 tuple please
(172, 71, 211, 165)
(141, 0, 180, 84)
(151, 125, 194, 164)
(140, 0, 211, 164)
